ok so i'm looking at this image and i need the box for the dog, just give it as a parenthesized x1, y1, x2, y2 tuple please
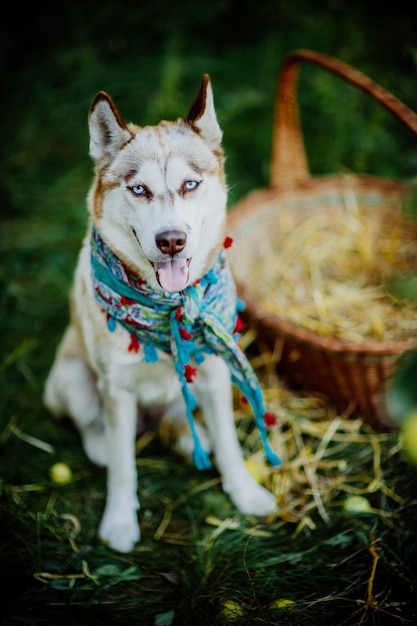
(44, 75, 278, 553)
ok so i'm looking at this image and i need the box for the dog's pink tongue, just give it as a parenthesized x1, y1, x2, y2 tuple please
(155, 259, 189, 292)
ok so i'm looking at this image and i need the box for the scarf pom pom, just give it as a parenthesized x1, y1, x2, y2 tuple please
(194, 351, 205, 365)
(179, 328, 193, 340)
(193, 445, 212, 470)
(264, 412, 278, 428)
(234, 316, 245, 333)
(184, 363, 198, 383)
(128, 334, 140, 353)
(265, 448, 282, 467)
(107, 314, 116, 332)
(144, 345, 158, 363)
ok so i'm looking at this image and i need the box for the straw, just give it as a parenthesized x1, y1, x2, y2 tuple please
(239, 198, 417, 344)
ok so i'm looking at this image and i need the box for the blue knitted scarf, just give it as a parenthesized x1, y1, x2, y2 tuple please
(90, 227, 281, 470)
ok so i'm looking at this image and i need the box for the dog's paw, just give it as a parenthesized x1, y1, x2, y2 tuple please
(224, 478, 277, 517)
(99, 507, 141, 553)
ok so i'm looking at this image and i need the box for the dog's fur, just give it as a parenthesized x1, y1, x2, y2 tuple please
(44, 76, 276, 553)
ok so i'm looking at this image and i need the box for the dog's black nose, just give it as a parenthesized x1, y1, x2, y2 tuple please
(155, 230, 187, 256)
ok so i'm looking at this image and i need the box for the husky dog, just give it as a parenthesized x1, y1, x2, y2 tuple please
(44, 76, 277, 553)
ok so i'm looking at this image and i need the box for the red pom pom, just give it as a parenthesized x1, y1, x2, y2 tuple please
(174, 306, 183, 320)
(179, 328, 193, 340)
(184, 364, 198, 383)
(128, 334, 140, 353)
(223, 236, 234, 249)
(234, 316, 245, 333)
(240, 395, 249, 405)
(264, 412, 277, 428)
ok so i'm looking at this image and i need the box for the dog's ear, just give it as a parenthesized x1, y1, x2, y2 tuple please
(88, 92, 132, 166)
(185, 75, 222, 150)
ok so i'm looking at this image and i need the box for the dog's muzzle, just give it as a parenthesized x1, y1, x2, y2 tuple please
(153, 230, 191, 292)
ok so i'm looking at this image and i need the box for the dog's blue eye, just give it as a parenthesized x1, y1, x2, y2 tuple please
(184, 180, 199, 191)
(131, 184, 146, 196)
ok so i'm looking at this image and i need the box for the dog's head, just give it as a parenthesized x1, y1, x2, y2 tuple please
(88, 75, 227, 292)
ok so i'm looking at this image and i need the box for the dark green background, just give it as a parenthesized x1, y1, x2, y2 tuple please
(1, 1, 417, 624)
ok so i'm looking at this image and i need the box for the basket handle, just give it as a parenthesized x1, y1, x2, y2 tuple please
(270, 49, 417, 189)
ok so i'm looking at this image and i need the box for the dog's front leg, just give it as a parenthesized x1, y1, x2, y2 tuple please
(98, 385, 140, 553)
(194, 355, 277, 516)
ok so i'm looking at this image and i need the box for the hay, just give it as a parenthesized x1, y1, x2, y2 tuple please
(240, 195, 417, 343)
(225, 346, 404, 534)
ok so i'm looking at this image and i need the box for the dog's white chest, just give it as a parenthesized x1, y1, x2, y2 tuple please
(105, 351, 182, 407)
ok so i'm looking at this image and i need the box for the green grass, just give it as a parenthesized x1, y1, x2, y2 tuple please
(2, 1, 417, 624)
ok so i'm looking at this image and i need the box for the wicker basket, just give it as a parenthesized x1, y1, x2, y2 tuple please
(227, 49, 417, 429)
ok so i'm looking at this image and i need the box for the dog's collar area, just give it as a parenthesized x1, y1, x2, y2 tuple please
(90, 226, 281, 470)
